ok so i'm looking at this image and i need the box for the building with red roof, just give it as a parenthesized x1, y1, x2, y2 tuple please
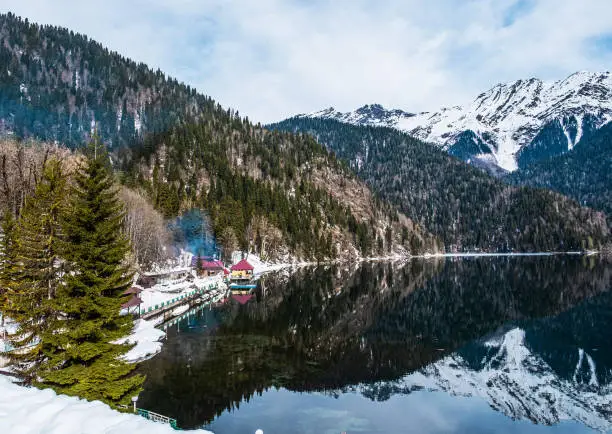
(192, 257, 225, 277)
(230, 259, 254, 271)
(230, 259, 254, 281)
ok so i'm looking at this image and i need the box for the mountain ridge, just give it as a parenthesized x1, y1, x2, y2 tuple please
(297, 71, 612, 172)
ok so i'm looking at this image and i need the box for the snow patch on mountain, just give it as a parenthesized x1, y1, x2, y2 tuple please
(304, 104, 415, 128)
(299, 71, 612, 171)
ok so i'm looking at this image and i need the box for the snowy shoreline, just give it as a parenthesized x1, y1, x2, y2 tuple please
(0, 375, 213, 434)
(1, 250, 600, 433)
(416, 251, 597, 258)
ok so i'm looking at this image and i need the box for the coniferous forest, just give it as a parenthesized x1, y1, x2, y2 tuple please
(269, 117, 610, 252)
(0, 140, 142, 407)
(0, 12, 441, 411)
(0, 12, 608, 256)
(508, 122, 612, 225)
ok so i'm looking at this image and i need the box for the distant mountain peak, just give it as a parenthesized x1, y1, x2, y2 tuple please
(299, 71, 612, 171)
(298, 103, 415, 128)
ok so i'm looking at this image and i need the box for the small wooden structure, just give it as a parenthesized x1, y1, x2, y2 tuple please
(123, 286, 143, 296)
(138, 268, 191, 287)
(230, 259, 254, 281)
(122, 295, 143, 315)
(192, 258, 225, 277)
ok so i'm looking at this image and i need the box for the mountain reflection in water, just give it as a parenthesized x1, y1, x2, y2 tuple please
(139, 256, 612, 432)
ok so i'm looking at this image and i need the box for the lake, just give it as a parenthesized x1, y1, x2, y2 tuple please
(139, 256, 612, 434)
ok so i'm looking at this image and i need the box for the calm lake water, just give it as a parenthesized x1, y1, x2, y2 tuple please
(139, 256, 612, 434)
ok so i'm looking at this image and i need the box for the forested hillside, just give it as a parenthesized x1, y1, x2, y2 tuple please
(0, 13, 440, 261)
(269, 117, 610, 252)
(0, 12, 216, 148)
(508, 122, 612, 224)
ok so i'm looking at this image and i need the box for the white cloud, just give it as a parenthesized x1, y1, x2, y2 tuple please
(1, 0, 611, 123)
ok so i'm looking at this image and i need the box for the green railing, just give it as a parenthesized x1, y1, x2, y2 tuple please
(137, 408, 179, 429)
(144, 282, 221, 314)
(162, 289, 226, 329)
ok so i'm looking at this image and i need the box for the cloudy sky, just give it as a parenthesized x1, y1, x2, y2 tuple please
(1, 0, 611, 123)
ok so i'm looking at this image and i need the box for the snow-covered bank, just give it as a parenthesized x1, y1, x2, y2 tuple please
(229, 251, 315, 278)
(115, 319, 166, 363)
(0, 375, 213, 434)
(0, 315, 18, 356)
(243, 251, 591, 272)
(138, 274, 225, 313)
(246, 253, 313, 276)
(417, 251, 591, 258)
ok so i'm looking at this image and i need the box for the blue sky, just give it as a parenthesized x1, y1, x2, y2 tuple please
(1, 0, 611, 123)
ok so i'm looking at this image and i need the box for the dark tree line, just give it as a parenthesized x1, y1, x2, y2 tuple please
(269, 117, 610, 252)
(0, 12, 218, 148)
(119, 119, 439, 259)
(509, 122, 612, 227)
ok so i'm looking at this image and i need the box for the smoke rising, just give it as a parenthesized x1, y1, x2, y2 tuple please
(169, 209, 218, 258)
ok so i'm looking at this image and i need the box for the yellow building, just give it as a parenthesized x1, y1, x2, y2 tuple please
(230, 259, 254, 281)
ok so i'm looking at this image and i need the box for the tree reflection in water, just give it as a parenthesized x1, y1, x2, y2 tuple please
(139, 256, 612, 430)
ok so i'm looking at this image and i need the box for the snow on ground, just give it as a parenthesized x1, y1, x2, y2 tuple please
(4, 315, 165, 364)
(117, 273, 227, 361)
(420, 252, 561, 258)
(0, 375, 214, 434)
(0, 314, 18, 336)
(0, 314, 18, 354)
(146, 249, 194, 273)
(233, 251, 313, 277)
(247, 254, 293, 275)
(139, 274, 225, 313)
(114, 319, 166, 363)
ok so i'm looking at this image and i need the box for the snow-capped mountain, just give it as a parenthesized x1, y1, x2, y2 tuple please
(298, 71, 612, 172)
(358, 328, 612, 431)
(307, 104, 416, 128)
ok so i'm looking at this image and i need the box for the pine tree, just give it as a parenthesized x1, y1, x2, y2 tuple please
(0, 211, 17, 328)
(38, 139, 144, 408)
(4, 159, 66, 383)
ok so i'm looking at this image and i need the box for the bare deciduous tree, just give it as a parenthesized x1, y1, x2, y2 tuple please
(0, 138, 72, 217)
(120, 186, 172, 268)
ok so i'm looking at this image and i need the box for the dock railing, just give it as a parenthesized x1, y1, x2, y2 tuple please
(141, 281, 221, 318)
(137, 408, 178, 429)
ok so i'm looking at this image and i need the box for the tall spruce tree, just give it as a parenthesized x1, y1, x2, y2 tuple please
(39, 139, 143, 408)
(4, 159, 66, 382)
(0, 212, 17, 328)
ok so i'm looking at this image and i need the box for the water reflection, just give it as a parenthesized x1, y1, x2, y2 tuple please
(139, 256, 612, 432)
